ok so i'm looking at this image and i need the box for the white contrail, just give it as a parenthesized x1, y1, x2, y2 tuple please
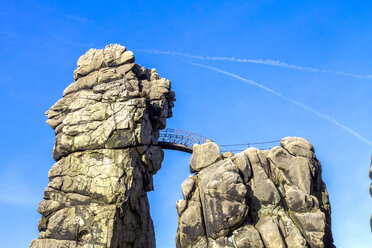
(134, 49, 372, 80)
(187, 61, 372, 146)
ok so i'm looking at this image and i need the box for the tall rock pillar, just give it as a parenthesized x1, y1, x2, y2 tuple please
(30, 44, 175, 248)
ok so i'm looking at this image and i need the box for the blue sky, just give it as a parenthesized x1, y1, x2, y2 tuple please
(0, 0, 371, 247)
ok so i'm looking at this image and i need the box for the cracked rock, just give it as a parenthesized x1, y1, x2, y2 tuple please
(30, 44, 174, 248)
(176, 137, 335, 248)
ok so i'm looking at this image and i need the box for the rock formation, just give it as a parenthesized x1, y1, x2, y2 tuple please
(176, 138, 335, 248)
(30, 44, 335, 248)
(29, 44, 175, 248)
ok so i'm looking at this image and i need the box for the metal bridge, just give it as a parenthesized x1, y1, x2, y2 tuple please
(158, 128, 210, 153)
(158, 128, 280, 154)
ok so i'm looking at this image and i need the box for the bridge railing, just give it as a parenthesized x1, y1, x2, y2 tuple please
(158, 128, 280, 153)
(219, 140, 281, 152)
(158, 128, 210, 148)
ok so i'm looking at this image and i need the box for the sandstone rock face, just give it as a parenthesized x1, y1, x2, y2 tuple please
(176, 138, 335, 248)
(30, 44, 175, 248)
(30, 44, 335, 248)
(190, 140, 221, 172)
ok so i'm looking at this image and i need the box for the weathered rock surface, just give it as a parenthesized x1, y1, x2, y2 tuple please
(30, 43, 335, 248)
(30, 44, 175, 248)
(190, 140, 221, 172)
(176, 138, 335, 248)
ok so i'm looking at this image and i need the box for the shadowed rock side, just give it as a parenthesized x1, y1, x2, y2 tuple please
(176, 138, 335, 248)
(29, 44, 175, 248)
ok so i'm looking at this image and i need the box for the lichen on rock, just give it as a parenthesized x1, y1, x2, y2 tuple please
(30, 44, 175, 248)
(176, 138, 335, 248)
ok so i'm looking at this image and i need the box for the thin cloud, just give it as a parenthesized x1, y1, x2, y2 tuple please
(0, 182, 39, 207)
(0, 168, 40, 207)
(63, 14, 91, 23)
(51, 35, 92, 47)
(0, 31, 18, 37)
(187, 61, 372, 147)
(134, 49, 372, 80)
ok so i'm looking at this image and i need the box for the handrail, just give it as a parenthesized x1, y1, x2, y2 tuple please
(158, 128, 279, 153)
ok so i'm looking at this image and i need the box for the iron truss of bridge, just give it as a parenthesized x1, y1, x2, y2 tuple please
(158, 128, 280, 154)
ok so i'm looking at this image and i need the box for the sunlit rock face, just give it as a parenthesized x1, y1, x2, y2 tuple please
(30, 44, 335, 248)
(29, 44, 175, 248)
(176, 137, 335, 248)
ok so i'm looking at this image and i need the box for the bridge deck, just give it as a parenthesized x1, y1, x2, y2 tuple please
(158, 141, 193, 154)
